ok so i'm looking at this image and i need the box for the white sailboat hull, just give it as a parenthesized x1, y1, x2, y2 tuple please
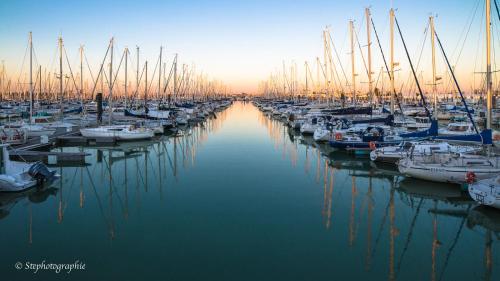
(398, 158, 500, 184)
(80, 126, 154, 140)
(22, 125, 56, 137)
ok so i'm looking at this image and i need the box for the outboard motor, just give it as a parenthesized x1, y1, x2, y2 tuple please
(28, 161, 58, 185)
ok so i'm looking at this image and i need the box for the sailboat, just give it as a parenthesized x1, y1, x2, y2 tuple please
(19, 32, 57, 138)
(79, 39, 154, 141)
(124, 47, 176, 129)
(398, 152, 500, 184)
(80, 124, 154, 140)
(398, 0, 498, 184)
(370, 141, 481, 164)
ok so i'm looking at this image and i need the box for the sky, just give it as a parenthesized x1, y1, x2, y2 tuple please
(0, 0, 495, 94)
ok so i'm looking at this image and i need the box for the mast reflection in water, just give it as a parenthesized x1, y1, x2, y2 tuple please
(0, 102, 498, 281)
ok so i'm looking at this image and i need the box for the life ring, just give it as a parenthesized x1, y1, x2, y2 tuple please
(466, 171, 476, 184)
(335, 132, 342, 141)
(369, 141, 376, 150)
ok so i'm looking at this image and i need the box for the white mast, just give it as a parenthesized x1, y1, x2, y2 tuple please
(29, 32, 33, 124)
(282, 60, 287, 96)
(390, 8, 396, 114)
(350, 20, 356, 105)
(158, 46, 162, 101)
(124, 47, 128, 109)
(80, 45, 84, 107)
(174, 54, 178, 101)
(316, 57, 321, 96)
(136, 46, 139, 101)
(145, 60, 148, 110)
(486, 0, 493, 130)
(38, 65, 41, 105)
(163, 62, 167, 97)
(430, 16, 438, 113)
(59, 36, 63, 117)
(323, 29, 329, 97)
(305, 61, 309, 96)
(108, 37, 113, 125)
(366, 8, 373, 106)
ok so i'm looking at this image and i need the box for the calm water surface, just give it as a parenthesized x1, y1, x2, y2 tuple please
(1, 102, 499, 281)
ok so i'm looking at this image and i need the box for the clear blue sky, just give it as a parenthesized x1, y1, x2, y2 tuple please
(0, 0, 493, 93)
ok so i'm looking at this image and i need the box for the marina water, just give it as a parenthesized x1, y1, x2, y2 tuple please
(1, 102, 498, 281)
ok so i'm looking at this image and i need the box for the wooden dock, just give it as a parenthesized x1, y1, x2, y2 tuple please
(9, 150, 90, 164)
(7, 127, 95, 166)
(56, 136, 117, 146)
(12, 127, 81, 151)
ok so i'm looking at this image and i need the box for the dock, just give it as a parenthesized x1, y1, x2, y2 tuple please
(12, 127, 81, 151)
(7, 127, 94, 166)
(56, 136, 117, 146)
(9, 150, 90, 165)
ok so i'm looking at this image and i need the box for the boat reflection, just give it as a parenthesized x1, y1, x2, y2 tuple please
(0, 113, 224, 242)
(0, 186, 58, 220)
(0, 186, 58, 244)
(259, 109, 499, 281)
(397, 178, 471, 204)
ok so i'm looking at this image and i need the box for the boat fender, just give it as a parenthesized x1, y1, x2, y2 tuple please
(335, 132, 342, 141)
(369, 141, 376, 150)
(466, 171, 476, 184)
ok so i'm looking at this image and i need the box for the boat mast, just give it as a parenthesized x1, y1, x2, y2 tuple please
(305, 61, 309, 97)
(282, 61, 287, 97)
(486, 0, 492, 130)
(145, 60, 148, 112)
(59, 36, 63, 117)
(38, 66, 42, 105)
(29, 32, 33, 124)
(430, 16, 438, 114)
(136, 46, 139, 103)
(158, 46, 162, 102)
(80, 45, 84, 106)
(174, 54, 178, 103)
(316, 57, 321, 97)
(350, 20, 356, 105)
(0, 61, 3, 101)
(323, 29, 329, 99)
(366, 8, 373, 106)
(109, 38, 113, 125)
(124, 47, 128, 109)
(390, 8, 396, 114)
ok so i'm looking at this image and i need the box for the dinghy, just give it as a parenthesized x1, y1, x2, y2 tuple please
(468, 175, 500, 209)
(0, 145, 59, 192)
